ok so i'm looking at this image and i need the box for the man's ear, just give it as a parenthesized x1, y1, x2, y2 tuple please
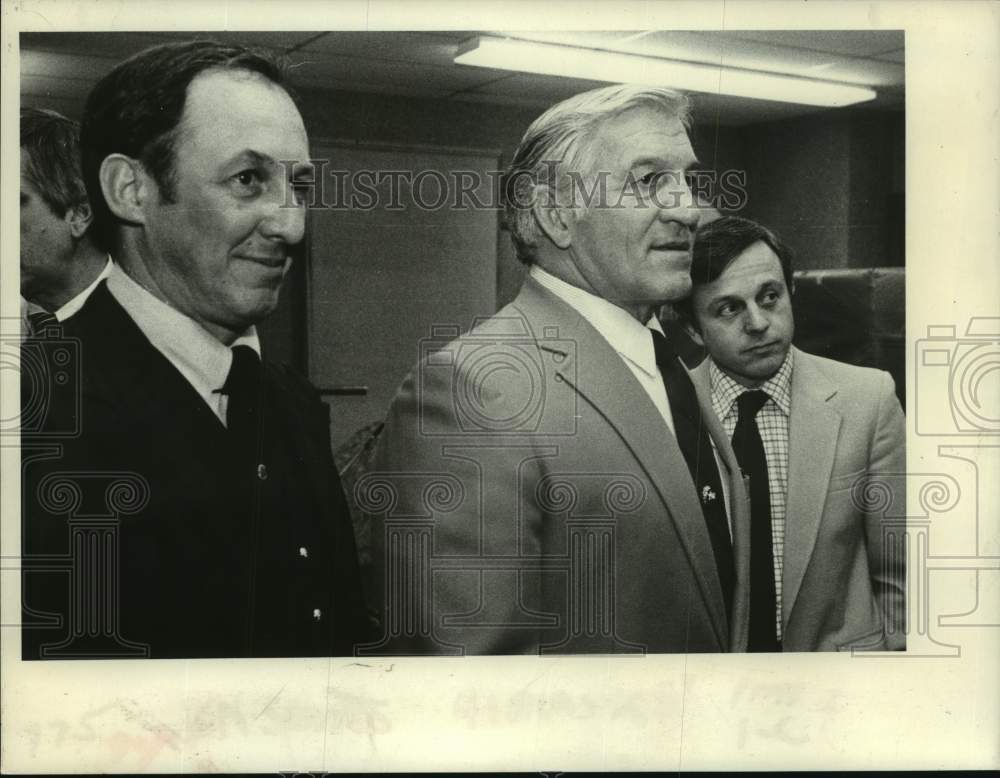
(65, 201, 93, 239)
(532, 185, 575, 250)
(99, 154, 152, 225)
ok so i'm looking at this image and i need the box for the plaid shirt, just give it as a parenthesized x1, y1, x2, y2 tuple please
(710, 350, 793, 640)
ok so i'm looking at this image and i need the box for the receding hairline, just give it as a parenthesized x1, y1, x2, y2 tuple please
(168, 67, 307, 156)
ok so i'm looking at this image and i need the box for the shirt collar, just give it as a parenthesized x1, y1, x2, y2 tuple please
(105, 263, 260, 404)
(710, 348, 794, 420)
(529, 265, 663, 378)
(55, 256, 114, 322)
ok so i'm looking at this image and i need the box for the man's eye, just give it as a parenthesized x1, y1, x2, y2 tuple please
(718, 303, 739, 317)
(231, 170, 263, 192)
(638, 171, 658, 186)
(760, 290, 780, 306)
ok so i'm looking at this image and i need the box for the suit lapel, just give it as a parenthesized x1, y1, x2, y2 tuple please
(689, 360, 751, 652)
(513, 279, 729, 647)
(71, 283, 229, 443)
(782, 349, 841, 629)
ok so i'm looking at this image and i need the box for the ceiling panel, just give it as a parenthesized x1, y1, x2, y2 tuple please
(459, 71, 611, 102)
(21, 31, 169, 53)
(726, 30, 904, 57)
(301, 31, 472, 64)
(801, 58, 903, 89)
(630, 30, 903, 87)
(875, 48, 905, 64)
(289, 53, 503, 94)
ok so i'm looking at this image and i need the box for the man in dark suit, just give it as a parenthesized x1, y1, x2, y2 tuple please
(21, 40, 369, 659)
(678, 215, 905, 651)
(364, 85, 751, 655)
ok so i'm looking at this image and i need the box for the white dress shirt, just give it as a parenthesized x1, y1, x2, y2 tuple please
(529, 265, 732, 523)
(55, 256, 114, 321)
(710, 351, 793, 638)
(106, 263, 260, 426)
(20, 257, 114, 334)
(530, 265, 676, 434)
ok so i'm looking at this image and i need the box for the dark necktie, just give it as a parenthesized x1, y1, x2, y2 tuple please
(27, 311, 58, 335)
(731, 390, 781, 652)
(651, 329, 734, 619)
(221, 345, 265, 468)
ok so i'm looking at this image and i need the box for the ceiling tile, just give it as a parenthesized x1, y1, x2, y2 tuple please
(21, 31, 177, 58)
(153, 30, 322, 50)
(300, 31, 472, 65)
(637, 30, 902, 87)
(725, 30, 904, 58)
(493, 30, 647, 48)
(462, 71, 610, 102)
(288, 55, 492, 94)
(802, 58, 904, 88)
(875, 48, 905, 64)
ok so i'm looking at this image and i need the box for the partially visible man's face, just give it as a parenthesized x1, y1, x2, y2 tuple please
(690, 240, 794, 387)
(135, 68, 311, 342)
(566, 105, 700, 317)
(20, 160, 74, 306)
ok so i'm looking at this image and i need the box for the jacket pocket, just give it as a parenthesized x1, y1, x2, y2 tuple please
(836, 625, 888, 651)
(827, 467, 868, 494)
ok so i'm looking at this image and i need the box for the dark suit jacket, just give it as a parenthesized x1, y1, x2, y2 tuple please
(691, 347, 906, 651)
(364, 277, 751, 655)
(21, 283, 370, 659)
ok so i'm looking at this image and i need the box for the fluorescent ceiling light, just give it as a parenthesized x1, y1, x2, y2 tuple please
(455, 36, 877, 108)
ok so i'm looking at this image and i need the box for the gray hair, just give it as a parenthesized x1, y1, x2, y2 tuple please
(502, 84, 691, 264)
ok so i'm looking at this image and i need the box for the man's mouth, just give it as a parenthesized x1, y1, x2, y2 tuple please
(745, 341, 780, 354)
(236, 254, 288, 269)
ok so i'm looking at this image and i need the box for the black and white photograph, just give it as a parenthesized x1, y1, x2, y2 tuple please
(2, 0, 997, 773)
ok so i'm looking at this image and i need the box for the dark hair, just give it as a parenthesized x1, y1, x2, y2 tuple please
(675, 215, 795, 328)
(20, 108, 87, 216)
(80, 39, 288, 252)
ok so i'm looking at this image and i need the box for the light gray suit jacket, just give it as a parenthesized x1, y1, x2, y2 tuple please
(692, 347, 906, 651)
(364, 277, 752, 655)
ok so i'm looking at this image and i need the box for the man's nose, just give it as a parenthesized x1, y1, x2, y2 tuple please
(656, 173, 700, 230)
(744, 304, 770, 333)
(259, 189, 306, 245)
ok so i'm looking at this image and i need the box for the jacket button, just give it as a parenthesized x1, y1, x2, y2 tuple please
(299, 546, 309, 558)
(312, 608, 322, 621)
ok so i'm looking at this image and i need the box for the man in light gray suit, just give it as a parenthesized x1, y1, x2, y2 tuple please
(364, 85, 751, 655)
(679, 215, 906, 651)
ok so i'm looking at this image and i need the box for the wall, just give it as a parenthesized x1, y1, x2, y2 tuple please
(738, 106, 905, 271)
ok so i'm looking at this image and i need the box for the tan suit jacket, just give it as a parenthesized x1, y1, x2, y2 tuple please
(692, 347, 906, 651)
(365, 277, 751, 655)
